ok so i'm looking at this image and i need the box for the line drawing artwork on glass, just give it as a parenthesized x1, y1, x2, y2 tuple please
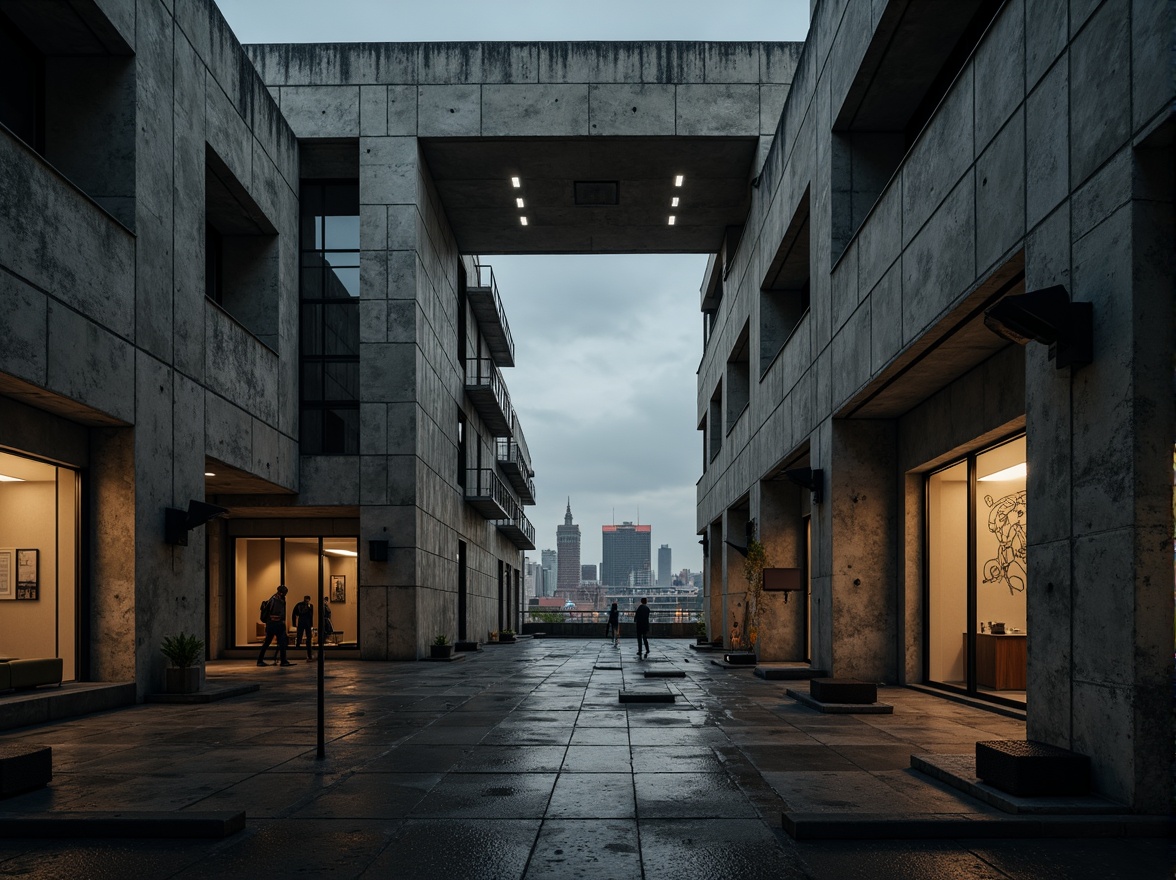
(16, 548, 39, 600)
(980, 491, 1027, 595)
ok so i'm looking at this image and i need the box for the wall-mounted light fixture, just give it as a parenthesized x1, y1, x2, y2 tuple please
(164, 500, 229, 546)
(369, 539, 389, 562)
(698, 534, 709, 557)
(983, 284, 1092, 369)
(785, 467, 824, 505)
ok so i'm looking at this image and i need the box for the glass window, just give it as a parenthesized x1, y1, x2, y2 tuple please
(924, 435, 1026, 705)
(0, 451, 79, 680)
(300, 180, 360, 454)
(232, 536, 358, 648)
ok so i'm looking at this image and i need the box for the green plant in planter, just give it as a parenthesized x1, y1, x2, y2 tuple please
(433, 634, 450, 646)
(161, 632, 204, 667)
(500, 629, 515, 636)
(694, 611, 707, 639)
(741, 537, 768, 653)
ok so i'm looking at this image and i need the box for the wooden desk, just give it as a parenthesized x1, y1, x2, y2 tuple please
(968, 633, 1027, 690)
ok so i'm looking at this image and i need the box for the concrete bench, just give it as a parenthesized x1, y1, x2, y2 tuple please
(809, 678, 877, 704)
(975, 740, 1090, 797)
(0, 658, 63, 691)
(0, 745, 52, 797)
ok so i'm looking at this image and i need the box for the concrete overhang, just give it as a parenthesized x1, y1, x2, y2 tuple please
(421, 135, 758, 254)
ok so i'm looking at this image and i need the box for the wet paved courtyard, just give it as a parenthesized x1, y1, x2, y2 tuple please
(0, 639, 1169, 878)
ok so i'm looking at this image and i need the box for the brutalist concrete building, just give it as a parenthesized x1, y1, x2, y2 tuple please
(696, 0, 1173, 813)
(0, 0, 1171, 815)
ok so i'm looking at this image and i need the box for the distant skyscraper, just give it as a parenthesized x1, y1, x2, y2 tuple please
(557, 499, 582, 592)
(581, 564, 597, 583)
(601, 521, 652, 587)
(541, 549, 557, 597)
(657, 544, 672, 586)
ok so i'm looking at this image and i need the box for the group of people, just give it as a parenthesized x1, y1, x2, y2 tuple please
(257, 585, 334, 667)
(604, 597, 652, 658)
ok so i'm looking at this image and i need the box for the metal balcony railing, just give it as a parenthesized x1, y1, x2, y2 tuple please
(464, 358, 512, 436)
(464, 468, 511, 520)
(495, 499, 536, 550)
(468, 263, 515, 368)
(495, 437, 536, 504)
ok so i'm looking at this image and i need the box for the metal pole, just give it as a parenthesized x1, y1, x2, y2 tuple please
(316, 540, 325, 760)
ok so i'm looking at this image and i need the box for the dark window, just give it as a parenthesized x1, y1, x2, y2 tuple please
(457, 263, 468, 370)
(760, 189, 811, 373)
(0, 14, 44, 152)
(300, 180, 360, 454)
(457, 410, 467, 488)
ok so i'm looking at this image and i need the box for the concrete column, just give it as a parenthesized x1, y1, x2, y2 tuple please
(89, 427, 136, 684)
(705, 520, 722, 643)
(1026, 135, 1174, 811)
(757, 478, 807, 660)
(827, 419, 898, 680)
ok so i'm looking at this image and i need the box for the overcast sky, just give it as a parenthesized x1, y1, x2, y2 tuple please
(215, 0, 811, 577)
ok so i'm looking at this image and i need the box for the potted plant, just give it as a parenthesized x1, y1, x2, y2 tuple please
(431, 634, 453, 659)
(499, 629, 516, 643)
(161, 631, 204, 693)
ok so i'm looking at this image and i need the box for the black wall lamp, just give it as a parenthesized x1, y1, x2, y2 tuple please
(165, 500, 229, 546)
(369, 539, 389, 562)
(785, 467, 823, 505)
(983, 284, 1092, 368)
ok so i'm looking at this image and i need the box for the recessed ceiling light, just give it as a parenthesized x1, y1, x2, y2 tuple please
(668, 215, 676, 225)
(204, 472, 216, 477)
(322, 548, 358, 557)
(516, 198, 525, 208)
(0, 474, 24, 482)
(671, 197, 679, 207)
(978, 462, 1027, 482)
(520, 216, 528, 226)
(511, 177, 521, 188)
(674, 175, 684, 187)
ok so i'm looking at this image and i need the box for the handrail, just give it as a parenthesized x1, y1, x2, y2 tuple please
(465, 467, 511, 510)
(472, 262, 515, 363)
(465, 358, 512, 418)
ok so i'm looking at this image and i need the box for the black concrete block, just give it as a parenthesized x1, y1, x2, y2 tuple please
(0, 745, 51, 797)
(810, 678, 876, 704)
(454, 641, 481, 652)
(976, 740, 1090, 797)
(643, 670, 686, 679)
(723, 652, 757, 665)
(0, 810, 246, 838)
(618, 689, 676, 703)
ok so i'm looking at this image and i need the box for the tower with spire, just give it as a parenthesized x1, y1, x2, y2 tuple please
(556, 498, 582, 596)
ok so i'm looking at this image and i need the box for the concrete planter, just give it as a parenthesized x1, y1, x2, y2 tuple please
(430, 644, 454, 659)
(164, 666, 201, 694)
(498, 634, 516, 643)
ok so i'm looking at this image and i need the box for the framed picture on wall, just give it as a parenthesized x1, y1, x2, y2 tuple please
(0, 548, 13, 600)
(330, 575, 345, 603)
(16, 549, 38, 600)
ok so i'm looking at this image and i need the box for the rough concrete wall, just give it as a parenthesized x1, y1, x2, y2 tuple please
(247, 41, 800, 146)
(756, 479, 807, 660)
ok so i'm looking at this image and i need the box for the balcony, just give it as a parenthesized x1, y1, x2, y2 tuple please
(464, 468, 511, 520)
(464, 358, 512, 435)
(496, 438, 536, 505)
(496, 499, 536, 550)
(468, 263, 515, 367)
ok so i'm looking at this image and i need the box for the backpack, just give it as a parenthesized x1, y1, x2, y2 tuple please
(260, 597, 272, 622)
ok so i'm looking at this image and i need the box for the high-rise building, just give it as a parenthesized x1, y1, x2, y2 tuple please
(657, 544, 672, 586)
(601, 522, 651, 587)
(557, 499, 582, 592)
(581, 564, 597, 583)
(540, 549, 558, 597)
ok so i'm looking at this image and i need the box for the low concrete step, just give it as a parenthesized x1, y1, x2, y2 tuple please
(810, 678, 876, 704)
(753, 665, 827, 680)
(913, 753, 1117, 815)
(145, 682, 260, 704)
(786, 687, 892, 714)
(975, 740, 1090, 797)
(618, 688, 676, 704)
(643, 670, 686, 679)
(0, 810, 246, 839)
(782, 811, 1169, 840)
(0, 745, 51, 797)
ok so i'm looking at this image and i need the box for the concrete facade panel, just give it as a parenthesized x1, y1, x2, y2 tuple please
(900, 173, 976, 344)
(1025, 0, 1069, 88)
(278, 85, 360, 138)
(588, 84, 674, 136)
(675, 85, 760, 136)
(360, 138, 419, 206)
(975, 108, 1026, 274)
(417, 84, 481, 136)
(1068, 0, 1130, 187)
(388, 85, 418, 135)
(481, 84, 590, 137)
(204, 391, 251, 473)
(360, 85, 388, 136)
(0, 273, 48, 387)
(972, 0, 1025, 154)
(300, 455, 361, 506)
(46, 303, 134, 423)
(1025, 58, 1070, 230)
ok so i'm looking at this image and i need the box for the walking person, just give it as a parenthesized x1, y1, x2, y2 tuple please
(606, 602, 620, 648)
(634, 596, 651, 658)
(292, 594, 314, 660)
(257, 584, 294, 667)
